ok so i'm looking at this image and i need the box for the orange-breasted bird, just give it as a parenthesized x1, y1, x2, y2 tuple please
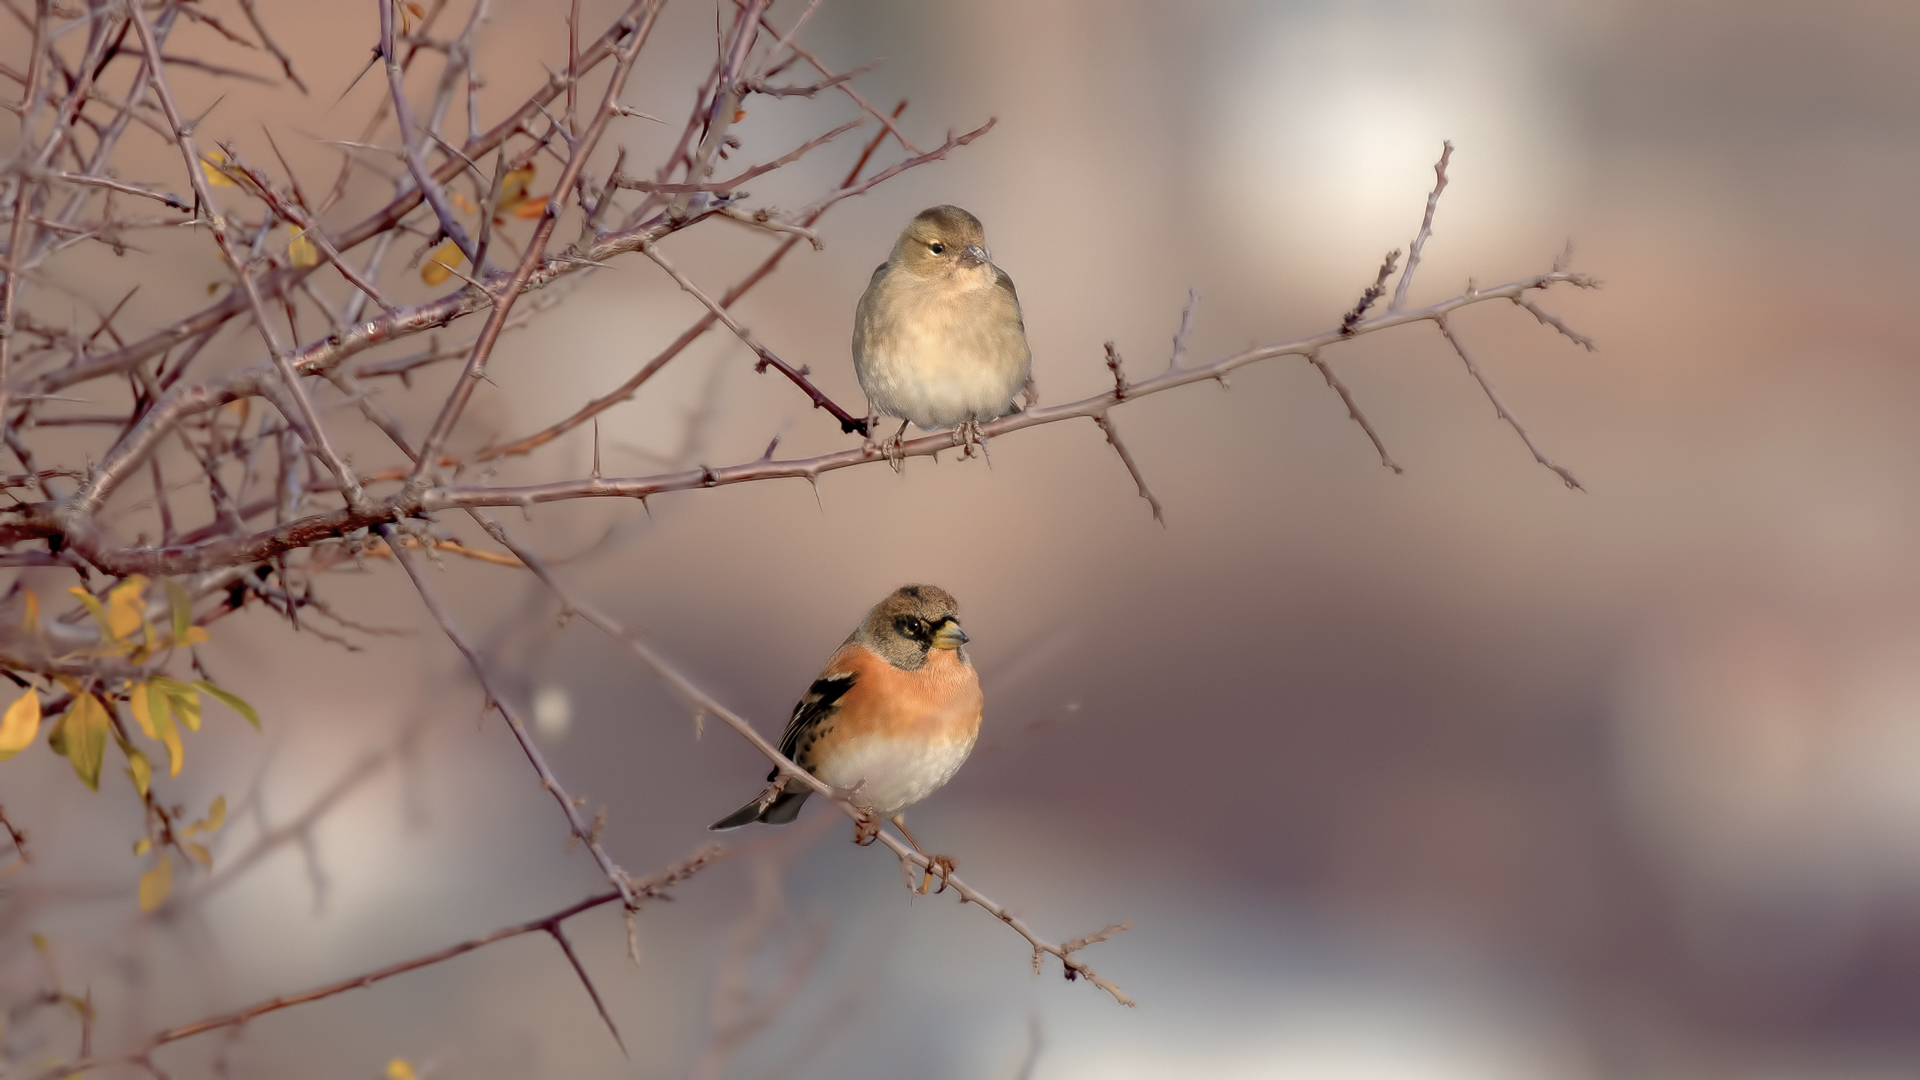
(852, 206, 1031, 448)
(711, 585, 982, 886)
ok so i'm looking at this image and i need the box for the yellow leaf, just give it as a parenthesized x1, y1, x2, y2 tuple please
(204, 795, 227, 832)
(105, 576, 149, 641)
(512, 196, 548, 220)
(50, 693, 108, 790)
(126, 750, 151, 798)
(160, 715, 183, 777)
(421, 240, 461, 285)
(386, 1059, 418, 1080)
(287, 228, 319, 268)
(138, 856, 172, 911)
(200, 153, 238, 187)
(182, 840, 212, 869)
(0, 688, 40, 759)
(451, 191, 478, 215)
(176, 626, 211, 645)
(128, 681, 157, 739)
(497, 163, 535, 210)
(67, 587, 113, 641)
(21, 589, 37, 632)
(133, 837, 151, 856)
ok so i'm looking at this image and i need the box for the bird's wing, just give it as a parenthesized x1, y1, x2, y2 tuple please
(993, 266, 1027, 333)
(774, 669, 857, 763)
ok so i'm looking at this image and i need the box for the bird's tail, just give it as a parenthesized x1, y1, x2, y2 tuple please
(708, 788, 811, 830)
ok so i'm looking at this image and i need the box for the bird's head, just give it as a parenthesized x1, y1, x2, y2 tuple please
(857, 584, 969, 669)
(893, 205, 992, 279)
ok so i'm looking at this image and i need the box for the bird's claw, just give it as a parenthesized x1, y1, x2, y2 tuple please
(851, 812, 881, 846)
(956, 419, 988, 461)
(918, 854, 957, 894)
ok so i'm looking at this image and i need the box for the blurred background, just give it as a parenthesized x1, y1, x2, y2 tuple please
(7, 0, 1920, 1077)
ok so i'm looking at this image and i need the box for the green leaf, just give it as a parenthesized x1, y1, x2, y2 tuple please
(152, 677, 200, 732)
(165, 577, 195, 648)
(194, 681, 259, 730)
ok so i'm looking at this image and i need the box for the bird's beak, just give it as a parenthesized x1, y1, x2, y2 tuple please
(931, 620, 970, 650)
(960, 244, 990, 267)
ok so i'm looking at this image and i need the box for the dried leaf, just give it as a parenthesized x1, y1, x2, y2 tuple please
(182, 840, 212, 869)
(105, 575, 148, 641)
(287, 228, 319, 268)
(451, 191, 478, 215)
(21, 589, 38, 632)
(386, 1059, 418, 1080)
(496, 164, 535, 210)
(0, 688, 40, 760)
(138, 856, 172, 911)
(421, 239, 461, 285)
(133, 837, 151, 856)
(512, 197, 547, 219)
(200, 154, 238, 187)
(195, 681, 260, 730)
(126, 750, 152, 798)
(204, 794, 227, 832)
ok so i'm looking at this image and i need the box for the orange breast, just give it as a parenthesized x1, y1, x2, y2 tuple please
(825, 644, 983, 746)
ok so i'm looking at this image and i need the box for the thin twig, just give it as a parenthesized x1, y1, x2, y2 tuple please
(1434, 313, 1582, 490)
(1304, 351, 1402, 473)
(1092, 414, 1163, 523)
(1389, 140, 1452, 312)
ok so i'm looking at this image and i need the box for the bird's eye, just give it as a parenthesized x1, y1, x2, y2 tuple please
(929, 242, 945, 254)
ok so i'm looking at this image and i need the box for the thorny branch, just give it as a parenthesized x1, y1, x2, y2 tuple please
(0, 0, 1603, 1067)
(27, 845, 728, 1080)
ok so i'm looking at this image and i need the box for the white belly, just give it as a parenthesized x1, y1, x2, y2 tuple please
(813, 733, 978, 817)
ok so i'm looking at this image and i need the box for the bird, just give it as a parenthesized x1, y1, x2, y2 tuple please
(852, 205, 1031, 451)
(711, 584, 983, 890)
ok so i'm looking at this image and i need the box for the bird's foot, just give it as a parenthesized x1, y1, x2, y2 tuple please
(851, 811, 881, 847)
(883, 433, 908, 473)
(956, 419, 989, 461)
(919, 854, 957, 895)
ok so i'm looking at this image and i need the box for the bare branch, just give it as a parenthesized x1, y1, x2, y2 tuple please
(377, 523, 639, 907)
(1093, 414, 1164, 524)
(28, 846, 728, 1080)
(1389, 140, 1452, 312)
(1341, 249, 1401, 335)
(1304, 350, 1402, 474)
(1434, 313, 1583, 490)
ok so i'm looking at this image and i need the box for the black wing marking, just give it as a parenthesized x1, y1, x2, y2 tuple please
(770, 670, 857, 776)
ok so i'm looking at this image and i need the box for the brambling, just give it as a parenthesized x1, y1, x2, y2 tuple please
(852, 205, 1032, 451)
(711, 584, 982, 891)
